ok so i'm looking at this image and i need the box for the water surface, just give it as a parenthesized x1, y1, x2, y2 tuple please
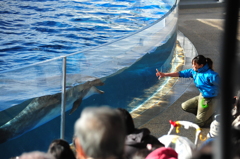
(0, 0, 174, 72)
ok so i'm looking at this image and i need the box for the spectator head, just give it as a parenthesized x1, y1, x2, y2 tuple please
(117, 108, 135, 134)
(18, 151, 55, 159)
(47, 139, 76, 159)
(74, 106, 126, 159)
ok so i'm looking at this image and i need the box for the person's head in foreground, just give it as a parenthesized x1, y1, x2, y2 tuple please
(47, 139, 76, 159)
(18, 151, 55, 159)
(74, 106, 126, 159)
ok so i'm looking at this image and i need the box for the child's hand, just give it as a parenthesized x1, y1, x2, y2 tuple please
(156, 69, 164, 80)
(156, 69, 161, 77)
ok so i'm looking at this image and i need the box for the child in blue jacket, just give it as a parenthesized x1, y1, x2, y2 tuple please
(156, 55, 220, 127)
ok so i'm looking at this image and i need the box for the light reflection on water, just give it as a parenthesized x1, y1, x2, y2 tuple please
(0, 0, 174, 72)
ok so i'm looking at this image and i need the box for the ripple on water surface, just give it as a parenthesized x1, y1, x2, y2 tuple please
(0, 0, 175, 72)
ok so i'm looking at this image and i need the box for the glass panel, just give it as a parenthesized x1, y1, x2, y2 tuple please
(61, 0, 179, 142)
(0, 0, 179, 158)
(0, 58, 63, 158)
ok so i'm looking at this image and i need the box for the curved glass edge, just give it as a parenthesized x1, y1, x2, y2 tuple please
(0, 1, 179, 159)
(76, 3, 178, 79)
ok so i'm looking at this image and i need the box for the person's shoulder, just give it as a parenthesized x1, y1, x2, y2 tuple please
(207, 69, 219, 76)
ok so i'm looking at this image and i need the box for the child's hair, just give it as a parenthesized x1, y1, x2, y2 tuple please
(192, 55, 213, 70)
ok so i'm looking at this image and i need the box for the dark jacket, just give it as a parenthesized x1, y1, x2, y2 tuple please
(124, 128, 164, 159)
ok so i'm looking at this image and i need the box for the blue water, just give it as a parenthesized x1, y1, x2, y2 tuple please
(0, 0, 177, 158)
(0, 0, 174, 72)
(0, 0, 175, 112)
(0, 32, 177, 159)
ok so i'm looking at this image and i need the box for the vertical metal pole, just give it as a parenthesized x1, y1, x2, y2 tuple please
(61, 57, 67, 139)
(216, 0, 239, 158)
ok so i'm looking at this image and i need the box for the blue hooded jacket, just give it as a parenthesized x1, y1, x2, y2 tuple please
(178, 64, 219, 98)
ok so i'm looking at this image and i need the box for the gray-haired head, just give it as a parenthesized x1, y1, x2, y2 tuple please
(19, 151, 55, 159)
(74, 106, 126, 159)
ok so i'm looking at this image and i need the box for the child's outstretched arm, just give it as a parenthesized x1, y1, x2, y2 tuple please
(156, 69, 179, 78)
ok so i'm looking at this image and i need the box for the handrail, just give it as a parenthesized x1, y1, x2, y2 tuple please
(61, 57, 67, 139)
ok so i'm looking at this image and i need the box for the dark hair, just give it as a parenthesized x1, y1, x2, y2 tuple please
(48, 139, 76, 159)
(192, 55, 213, 70)
(117, 108, 135, 134)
